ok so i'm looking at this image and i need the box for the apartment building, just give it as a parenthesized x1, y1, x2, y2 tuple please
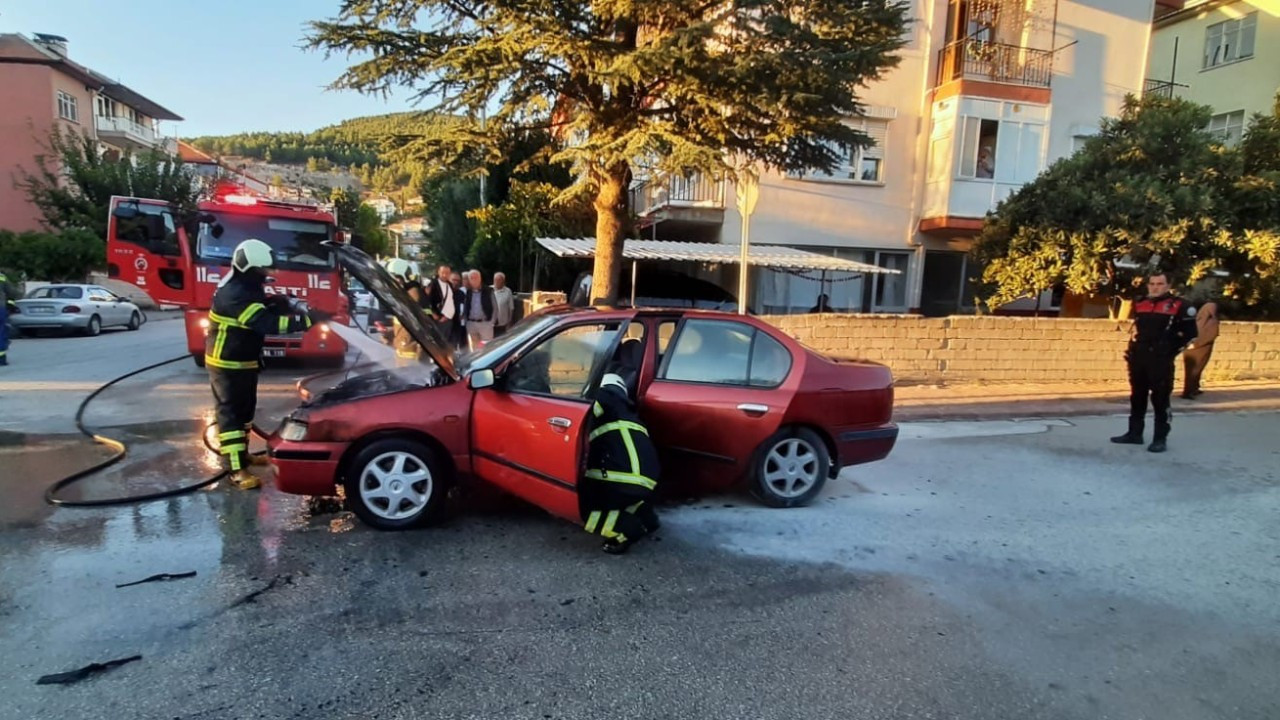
(633, 0, 1156, 315)
(1147, 0, 1279, 147)
(0, 32, 182, 232)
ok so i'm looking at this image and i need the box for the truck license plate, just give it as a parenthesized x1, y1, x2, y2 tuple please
(263, 348, 286, 358)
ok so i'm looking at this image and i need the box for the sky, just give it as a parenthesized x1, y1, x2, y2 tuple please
(0, 0, 418, 137)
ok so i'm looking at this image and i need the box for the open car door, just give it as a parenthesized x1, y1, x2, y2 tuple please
(469, 319, 627, 522)
(106, 196, 195, 307)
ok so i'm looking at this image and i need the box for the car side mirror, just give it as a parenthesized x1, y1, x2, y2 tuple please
(468, 369, 496, 390)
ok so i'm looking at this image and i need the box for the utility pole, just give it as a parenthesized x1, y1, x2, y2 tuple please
(735, 175, 760, 315)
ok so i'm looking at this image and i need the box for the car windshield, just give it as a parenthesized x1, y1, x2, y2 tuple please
(455, 314, 559, 374)
(27, 286, 83, 299)
(196, 213, 334, 271)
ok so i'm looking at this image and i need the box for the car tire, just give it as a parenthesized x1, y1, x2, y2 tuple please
(127, 311, 141, 331)
(192, 353, 206, 368)
(85, 315, 101, 337)
(344, 437, 448, 531)
(749, 427, 831, 509)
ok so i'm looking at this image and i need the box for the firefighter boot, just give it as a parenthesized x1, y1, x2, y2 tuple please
(229, 470, 261, 490)
(1148, 425, 1170, 453)
(1111, 419, 1144, 445)
(602, 537, 634, 555)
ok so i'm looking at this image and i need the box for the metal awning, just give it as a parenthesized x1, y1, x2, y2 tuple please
(535, 238, 900, 274)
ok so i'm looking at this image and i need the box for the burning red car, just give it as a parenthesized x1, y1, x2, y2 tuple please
(269, 246, 898, 530)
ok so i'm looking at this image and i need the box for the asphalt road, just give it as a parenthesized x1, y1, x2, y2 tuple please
(0, 320, 1277, 720)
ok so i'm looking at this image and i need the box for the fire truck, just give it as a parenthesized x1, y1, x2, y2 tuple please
(106, 182, 350, 367)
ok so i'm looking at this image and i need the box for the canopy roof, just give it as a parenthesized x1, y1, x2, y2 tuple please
(535, 238, 900, 274)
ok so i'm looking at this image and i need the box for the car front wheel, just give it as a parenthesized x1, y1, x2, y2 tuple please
(749, 428, 831, 508)
(127, 311, 141, 331)
(344, 438, 448, 530)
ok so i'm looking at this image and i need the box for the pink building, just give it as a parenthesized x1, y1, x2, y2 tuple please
(0, 33, 182, 232)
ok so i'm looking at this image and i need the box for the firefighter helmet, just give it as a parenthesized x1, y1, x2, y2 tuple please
(231, 239, 274, 273)
(386, 258, 413, 282)
(600, 373, 627, 393)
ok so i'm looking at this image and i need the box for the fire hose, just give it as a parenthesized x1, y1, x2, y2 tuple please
(44, 315, 372, 507)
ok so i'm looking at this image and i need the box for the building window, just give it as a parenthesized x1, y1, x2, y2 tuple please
(958, 117, 999, 179)
(1204, 12, 1256, 68)
(57, 91, 79, 123)
(871, 251, 909, 312)
(1208, 110, 1246, 147)
(958, 116, 1045, 183)
(96, 96, 118, 118)
(800, 120, 889, 184)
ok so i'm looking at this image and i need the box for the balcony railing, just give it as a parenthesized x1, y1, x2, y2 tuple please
(936, 39, 1053, 89)
(631, 173, 726, 216)
(1142, 78, 1182, 99)
(94, 115, 157, 146)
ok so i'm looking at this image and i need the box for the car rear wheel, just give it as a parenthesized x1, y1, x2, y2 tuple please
(749, 428, 831, 508)
(345, 438, 448, 530)
(85, 315, 101, 337)
(127, 311, 141, 331)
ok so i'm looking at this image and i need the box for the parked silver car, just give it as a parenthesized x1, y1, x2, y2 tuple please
(11, 284, 143, 337)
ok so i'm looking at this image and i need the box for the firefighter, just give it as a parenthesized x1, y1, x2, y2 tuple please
(385, 258, 429, 362)
(1111, 271, 1198, 453)
(0, 270, 19, 367)
(580, 372, 661, 554)
(206, 239, 326, 489)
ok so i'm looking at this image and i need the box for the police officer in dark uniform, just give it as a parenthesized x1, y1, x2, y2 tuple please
(580, 372, 661, 554)
(1111, 271, 1197, 453)
(206, 239, 326, 489)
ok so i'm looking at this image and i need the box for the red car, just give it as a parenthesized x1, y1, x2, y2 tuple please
(269, 246, 898, 530)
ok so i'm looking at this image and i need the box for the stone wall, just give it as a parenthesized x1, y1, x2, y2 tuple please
(763, 315, 1280, 385)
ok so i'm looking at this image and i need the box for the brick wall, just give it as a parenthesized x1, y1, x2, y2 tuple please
(763, 315, 1280, 385)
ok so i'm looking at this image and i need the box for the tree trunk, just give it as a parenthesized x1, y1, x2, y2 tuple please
(590, 165, 629, 305)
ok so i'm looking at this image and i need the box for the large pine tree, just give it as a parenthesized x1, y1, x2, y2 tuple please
(307, 0, 909, 302)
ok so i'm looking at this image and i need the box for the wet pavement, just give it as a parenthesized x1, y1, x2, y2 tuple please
(1, 321, 1278, 719)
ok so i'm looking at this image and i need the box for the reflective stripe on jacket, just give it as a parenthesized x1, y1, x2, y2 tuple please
(205, 272, 311, 370)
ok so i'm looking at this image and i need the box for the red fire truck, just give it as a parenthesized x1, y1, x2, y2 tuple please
(106, 183, 350, 367)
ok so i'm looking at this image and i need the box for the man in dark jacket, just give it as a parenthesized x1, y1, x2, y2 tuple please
(463, 269, 495, 351)
(0, 270, 20, 367)
(206, 239, 325, 489)
(1111, 271, 1197, 453)
(580, 372, 661, 554)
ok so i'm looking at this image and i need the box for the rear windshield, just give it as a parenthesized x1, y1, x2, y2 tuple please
(196, 213, 334, 271)
(27, 286, 83, 299)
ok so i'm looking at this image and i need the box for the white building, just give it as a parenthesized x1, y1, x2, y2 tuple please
(633, 0, 1157, 315)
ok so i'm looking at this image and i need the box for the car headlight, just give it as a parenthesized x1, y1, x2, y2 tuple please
(279, 419, 309, 441)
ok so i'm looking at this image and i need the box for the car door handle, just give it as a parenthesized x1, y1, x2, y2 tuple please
(547, 417, 572, 429)
(737, 403, 769, 414)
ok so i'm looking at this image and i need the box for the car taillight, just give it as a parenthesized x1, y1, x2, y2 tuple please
(62, 305, 81, 313)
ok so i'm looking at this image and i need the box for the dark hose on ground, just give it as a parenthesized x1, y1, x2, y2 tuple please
(45, 354, 268, 507)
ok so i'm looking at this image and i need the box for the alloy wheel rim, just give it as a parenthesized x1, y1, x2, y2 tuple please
(763, 438, 819, 498)
(359, 451, 433, 520)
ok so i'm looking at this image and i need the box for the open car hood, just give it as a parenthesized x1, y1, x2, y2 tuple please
(328, 243, 458, 379)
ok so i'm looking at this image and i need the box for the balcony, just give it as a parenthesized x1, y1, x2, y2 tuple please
(936, 39, 1054, 90)
(95, 115, 158, 150)
(1142, 79, 1184, 99)
(631, 174, 726, 235)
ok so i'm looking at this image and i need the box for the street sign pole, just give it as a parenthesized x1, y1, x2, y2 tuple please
(735, 175, 760, 315)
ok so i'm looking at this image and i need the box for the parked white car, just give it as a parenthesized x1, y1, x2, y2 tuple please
(11, 284, 143, 337)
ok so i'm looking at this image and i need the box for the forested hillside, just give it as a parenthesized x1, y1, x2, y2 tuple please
(188, 113, 451, 192)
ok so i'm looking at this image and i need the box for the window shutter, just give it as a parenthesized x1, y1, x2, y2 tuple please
(861, 122, 888, 160)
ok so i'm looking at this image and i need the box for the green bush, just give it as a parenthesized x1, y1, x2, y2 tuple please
(0, 228, 103, 283)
